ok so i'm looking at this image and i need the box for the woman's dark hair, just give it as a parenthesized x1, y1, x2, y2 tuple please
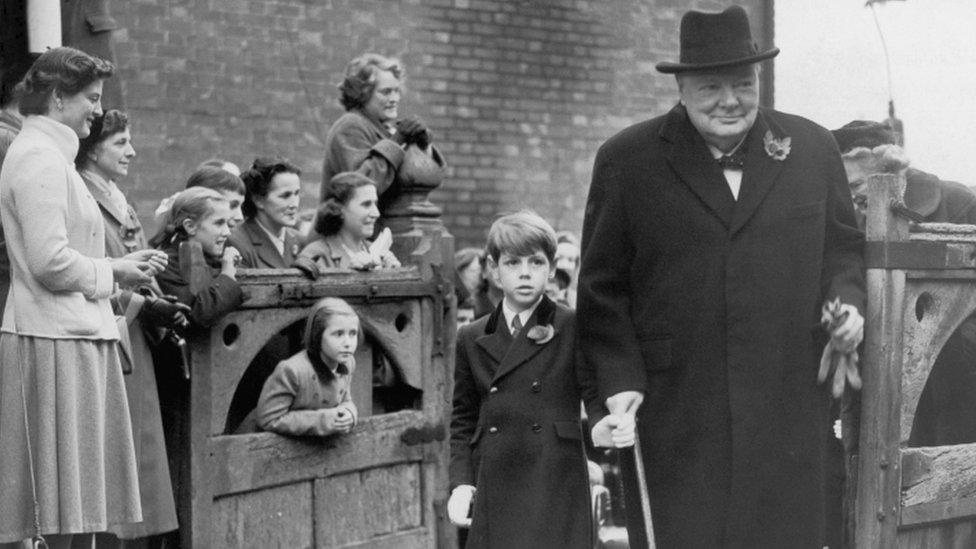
(314, 171, 375, 237)
(304, 297, 361, 377)
(454, 247, 484, 273)
(239, 156, 301, 219)
(338, 53, 404, 111)
(19, 47, 114, 116)
(75, 109, 128, 166)
(186, 165, 245, 195)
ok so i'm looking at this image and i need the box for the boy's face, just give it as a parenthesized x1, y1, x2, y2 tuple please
(488, 251, 554, 312)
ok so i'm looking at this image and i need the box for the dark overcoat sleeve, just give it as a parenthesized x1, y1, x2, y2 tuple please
(576, 141, 648, 424)
(320, 114, 403, 200)
(449, 323, 483, 489)
(155, 254, 243, 329)
(820, 136, 867, 315)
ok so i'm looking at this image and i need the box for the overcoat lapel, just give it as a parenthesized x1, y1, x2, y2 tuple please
(730, 110, 786, 235)
(491, 297, 556, 383)
(475, 303, 511, 368)
(244, 219, 287, 268)
(84, 178, 130, 227)
(661, 105, 736, 228)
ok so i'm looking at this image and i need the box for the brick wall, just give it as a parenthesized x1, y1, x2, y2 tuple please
(109, 0, 771, 248)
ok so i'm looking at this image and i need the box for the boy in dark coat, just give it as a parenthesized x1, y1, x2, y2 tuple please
(449, 211, 594, 549)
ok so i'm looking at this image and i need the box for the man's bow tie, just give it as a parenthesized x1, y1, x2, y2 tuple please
(716, 150, 746, 170)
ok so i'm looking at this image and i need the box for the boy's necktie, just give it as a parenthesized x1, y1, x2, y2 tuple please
(511, 315, 523, 336)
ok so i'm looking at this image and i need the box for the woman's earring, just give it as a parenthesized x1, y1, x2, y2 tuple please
(56, 100, 64, 111)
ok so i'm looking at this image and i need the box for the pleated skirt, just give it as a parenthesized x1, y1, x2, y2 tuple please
(0, 333, 142, 542)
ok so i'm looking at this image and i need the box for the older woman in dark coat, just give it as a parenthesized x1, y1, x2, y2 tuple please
(76, 110, 189, 548)
(319, 53, 443, 204)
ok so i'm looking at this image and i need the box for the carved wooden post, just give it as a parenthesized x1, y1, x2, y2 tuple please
(854, 172, 909, 548)
(382, 144, 458, 548)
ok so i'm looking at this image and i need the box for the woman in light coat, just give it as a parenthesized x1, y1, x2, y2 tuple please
(0, 47, 160, 549)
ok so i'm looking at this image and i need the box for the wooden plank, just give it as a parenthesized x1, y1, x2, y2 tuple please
(898, 519, 976, 548)
(864, 241, 976, 270)
(902, 445, 976, 510)
(210, 411, 426, 496)
(314, 463, 425, 547)
(212, 482, 313, 549)
(338, 528, 430, 549)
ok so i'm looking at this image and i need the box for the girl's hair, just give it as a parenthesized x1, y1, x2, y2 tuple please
(185, 165, 246, 195)
(19, 47, 114, 116)
(75, 109, 128, 166)
(305, 297, 361, 377)
(314, 171, 375, 237)
(454, 247, 484, 273)
(149, 187, 228, 248)
(338, 53, 404, 111)
(239, 156, 301, 219)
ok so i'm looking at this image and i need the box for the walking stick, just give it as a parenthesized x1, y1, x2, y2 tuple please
(632, 428, 655, 547)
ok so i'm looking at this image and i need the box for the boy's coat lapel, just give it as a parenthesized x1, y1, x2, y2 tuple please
(491, 296, 556, 383)
(475, 303, 511, 367)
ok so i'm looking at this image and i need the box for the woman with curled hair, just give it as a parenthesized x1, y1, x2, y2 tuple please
(77, 110, 189, 546)
(227, 156, 304, 268)
(320, 53, 443, 204)
(0, 47, 157, 548)
(298, 171, 400, 272)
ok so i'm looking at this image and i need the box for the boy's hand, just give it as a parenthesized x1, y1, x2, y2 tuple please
(591, 413, 637, 449)
(448, 485, 476, 527)
(321, 407, 354, 434)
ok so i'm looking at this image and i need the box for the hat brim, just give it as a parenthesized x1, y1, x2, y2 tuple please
(656, 48, 780, 74)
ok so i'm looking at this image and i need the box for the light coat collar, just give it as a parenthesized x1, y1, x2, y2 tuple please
(23, 115, 79, 164)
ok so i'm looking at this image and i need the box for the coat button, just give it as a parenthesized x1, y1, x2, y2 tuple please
(531, 423, 542, 433)
(531, 381, 541, 393)
(488, 426, 498, 434)
(489, 386, 498, 394)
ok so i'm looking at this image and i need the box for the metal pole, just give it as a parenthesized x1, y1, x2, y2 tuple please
(632, 429, 655, 547)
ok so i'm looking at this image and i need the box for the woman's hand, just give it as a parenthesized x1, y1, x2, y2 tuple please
(112, 259, 153, 288)
(122, 249, 168, 276)
(395, 116, 431, 149)
(321, 407, 354, 434)
(220, 246, 242, 278)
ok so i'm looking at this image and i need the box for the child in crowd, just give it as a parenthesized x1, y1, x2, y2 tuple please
(185, 165, 247, 229)
(296, 171, 400, 275)
(448, 211, 594, 549)
(253, 297, 359, 437)
(151, 187, 244, 327)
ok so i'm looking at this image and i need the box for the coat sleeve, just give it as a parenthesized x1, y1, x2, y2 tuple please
(820, 137, 867, 315)
(576, 144, 648, 420)
(155, 256, 243, 328)
(320, 121, 402, 199)
(449, 326, 482, 489)
(256, 362, 337, 437)
(11, 152, 113, 298)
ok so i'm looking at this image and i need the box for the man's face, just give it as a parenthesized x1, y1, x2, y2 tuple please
(842, 156, 873, 226)
(678, 65, 759, 151)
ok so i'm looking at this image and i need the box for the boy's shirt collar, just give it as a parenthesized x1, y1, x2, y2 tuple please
(501, 296, 543, 334)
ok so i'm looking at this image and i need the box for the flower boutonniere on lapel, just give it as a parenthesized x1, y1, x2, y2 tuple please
(763, 130, 791, 162)
(526, 324, 555, 345)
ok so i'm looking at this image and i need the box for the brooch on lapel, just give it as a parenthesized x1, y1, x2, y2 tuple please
(763, 130, 791, 162)
(291, 243, 301, 257)
(526, 324, 555, 345)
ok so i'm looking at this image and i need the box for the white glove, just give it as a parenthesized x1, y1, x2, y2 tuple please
(447, 484, 476, 527)
(591, 413, 637, 448)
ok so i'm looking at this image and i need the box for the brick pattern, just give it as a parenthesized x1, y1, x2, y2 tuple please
(109, 0, 769, 247)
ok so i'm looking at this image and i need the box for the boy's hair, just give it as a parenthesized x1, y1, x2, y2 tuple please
(305, 297, 361, 378)
(186, 165, 246, 195)
(485, 210, 557, 263)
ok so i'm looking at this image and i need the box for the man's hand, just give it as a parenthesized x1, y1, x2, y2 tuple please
(830, 303, 864, 351)
(447, 485, 476, 527)
(591, 413, 637, 448)
(605, 390, 644, 417)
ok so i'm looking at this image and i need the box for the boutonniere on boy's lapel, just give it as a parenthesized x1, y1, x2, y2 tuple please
(763, 130, 791, 161)
(526, 298, 557, 345)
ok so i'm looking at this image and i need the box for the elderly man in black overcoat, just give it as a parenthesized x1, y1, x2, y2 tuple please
(578, 6, 866, 548)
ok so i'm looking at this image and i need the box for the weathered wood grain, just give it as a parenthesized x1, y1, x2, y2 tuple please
(212, 482, 313, 549)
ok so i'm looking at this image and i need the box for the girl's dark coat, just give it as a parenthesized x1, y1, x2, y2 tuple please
(451, 296, 593, 549)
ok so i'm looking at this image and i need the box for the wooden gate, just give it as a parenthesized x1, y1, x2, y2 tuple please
(175, 236, 456, 548)
(852, 172, 976, 547)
